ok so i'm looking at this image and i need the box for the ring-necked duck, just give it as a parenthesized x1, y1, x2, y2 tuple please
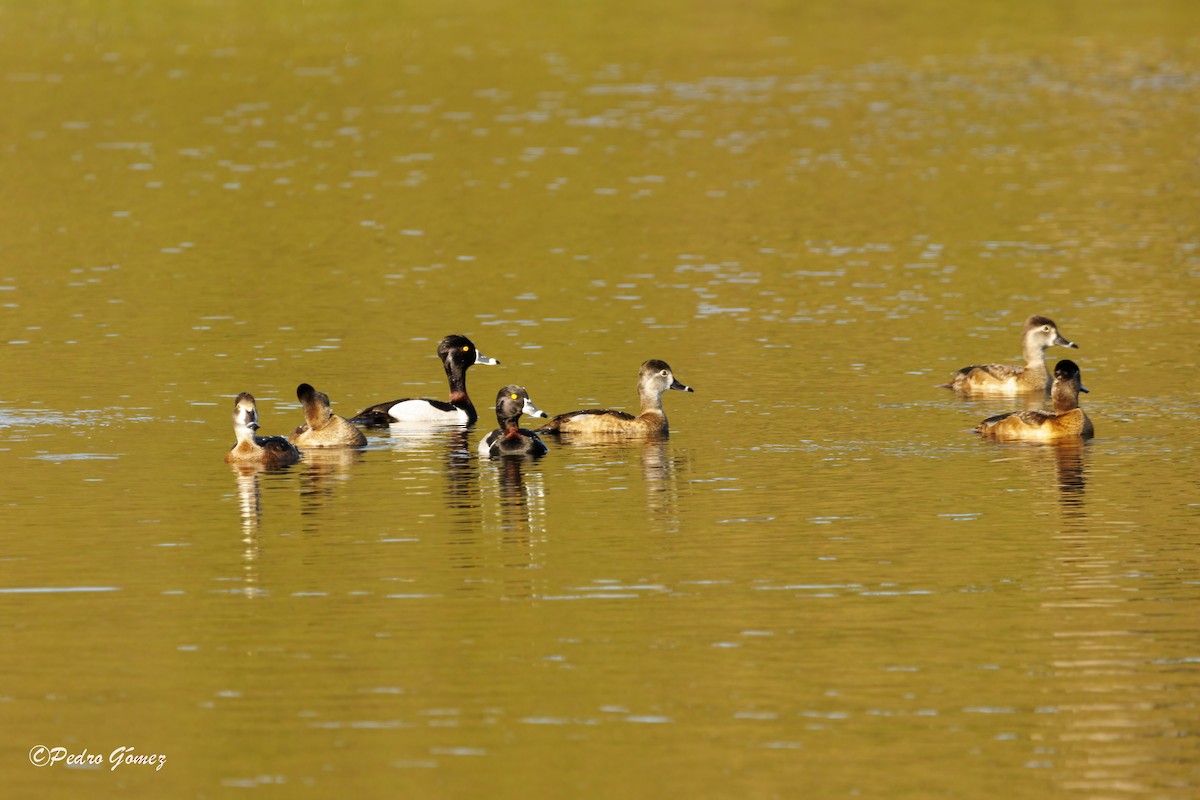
(225, 392, 302, 465)
(975, 359, 1094, 441)
(478, 385, 550, 457)
(289, 383, 367, 448)
(942, 315, 1078, 395)
(351, 334, 499, 426)
(538, 359, 693, 436)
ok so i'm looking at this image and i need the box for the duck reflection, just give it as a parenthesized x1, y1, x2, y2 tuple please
(1049, 439, 1087, 516)
(490, 455, 547, 534)
(298, 447, 366, 518)
(385, 424, 484, 531)
(638, 436, 686, 530)
(551, 432, 687, 532)
(386, 422, 471, 452)
(979, 439, 1090, 518)
(385, 425, 478, 507)
(227, 462, 296, 598)
(1038, 442, 1158, 798)
(946, 391, 1049, 412)
(438, 429, 477, 512)
(230, 463, 264, 536)
(476, 454, 547, 598)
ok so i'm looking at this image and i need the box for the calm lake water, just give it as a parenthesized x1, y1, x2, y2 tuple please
(3, 1, 1199, 797)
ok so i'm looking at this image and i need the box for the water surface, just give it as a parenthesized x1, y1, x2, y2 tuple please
(2, 1, 1199, 797)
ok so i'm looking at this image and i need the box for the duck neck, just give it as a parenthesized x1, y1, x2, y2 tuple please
(638, 386, 665, 415)
(500, 417, 522, 438)
(234, 425, 259, 449)
(1022, 338, 1051, 389)
(1051, 381, 1080, 413)
(446, 363, 478, 422)
(305, 406, 330, 429)
(1022, 335, 1049, 369)
(446, 362, 469, 403)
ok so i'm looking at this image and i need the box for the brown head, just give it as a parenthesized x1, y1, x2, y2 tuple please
(1023, 315, 1078, 352)
(231, 392, 260, 440)
(296, 383, 334, 429)
(640, 359, 692, 391)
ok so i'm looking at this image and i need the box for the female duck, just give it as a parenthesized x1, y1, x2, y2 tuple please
(352, 334, 499, 426)
(943, 315, 1078, 395)
(975, 359, 1094, 441)
(226, 392, 302, 466)
(538, 359, 693, 436)
(478, 385, 550, 457)
(289, 383, 367, 448)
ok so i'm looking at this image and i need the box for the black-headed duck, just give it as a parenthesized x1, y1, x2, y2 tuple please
(975, 359, 1094, 441)
(289, 383, 367, 448)
(226, 392, 302, 466)
(352, 334, 498, 426)
(943, 315, 1078, 395)
(538, 359, 693, 436)
(478, 385, 550, 457)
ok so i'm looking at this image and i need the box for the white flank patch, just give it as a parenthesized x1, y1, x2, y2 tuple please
(388, 400, 468, 424)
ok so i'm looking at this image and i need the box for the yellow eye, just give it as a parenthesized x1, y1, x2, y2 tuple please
(463, 345, 471, 351)
(510, 393, 519, 400)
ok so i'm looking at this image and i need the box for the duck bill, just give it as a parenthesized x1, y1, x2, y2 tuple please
(522, 398, 548, 418)
(669, 378, 694, 393)
(474, 350, 499, 366)
(1079, 384, 1089, 393)
(1055, 333, 1078, 349)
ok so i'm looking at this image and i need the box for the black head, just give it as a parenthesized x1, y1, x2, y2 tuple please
(1053, 359, 1088, 392)
(1054, 359, 1080, 380)
(438, 334, 499, 370)
(494, 384, 547, 424)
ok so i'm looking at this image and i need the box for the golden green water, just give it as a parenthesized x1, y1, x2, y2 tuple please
(2, 0, 1199, 797)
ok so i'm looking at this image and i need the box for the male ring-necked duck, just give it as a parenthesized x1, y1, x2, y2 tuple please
(975, 359, 1094, 441)
(538, 359, 693, 436)
(226, 392, 302, 466)
(942, 315, 1078, 395)
(289, 383, 367, 448)
(478, 385, 550, 457)
(351, 334, 499, 426)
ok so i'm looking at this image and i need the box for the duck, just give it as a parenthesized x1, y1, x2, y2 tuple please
(974, 359, 1094, 441)
(288, 383, 367, 448)
(351, 334, 499, 426)
(478, 385, 550, 457)
(225, 392, 302, 466)
(537, 359, 693, 436)
(942, 315, 1078, 395)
